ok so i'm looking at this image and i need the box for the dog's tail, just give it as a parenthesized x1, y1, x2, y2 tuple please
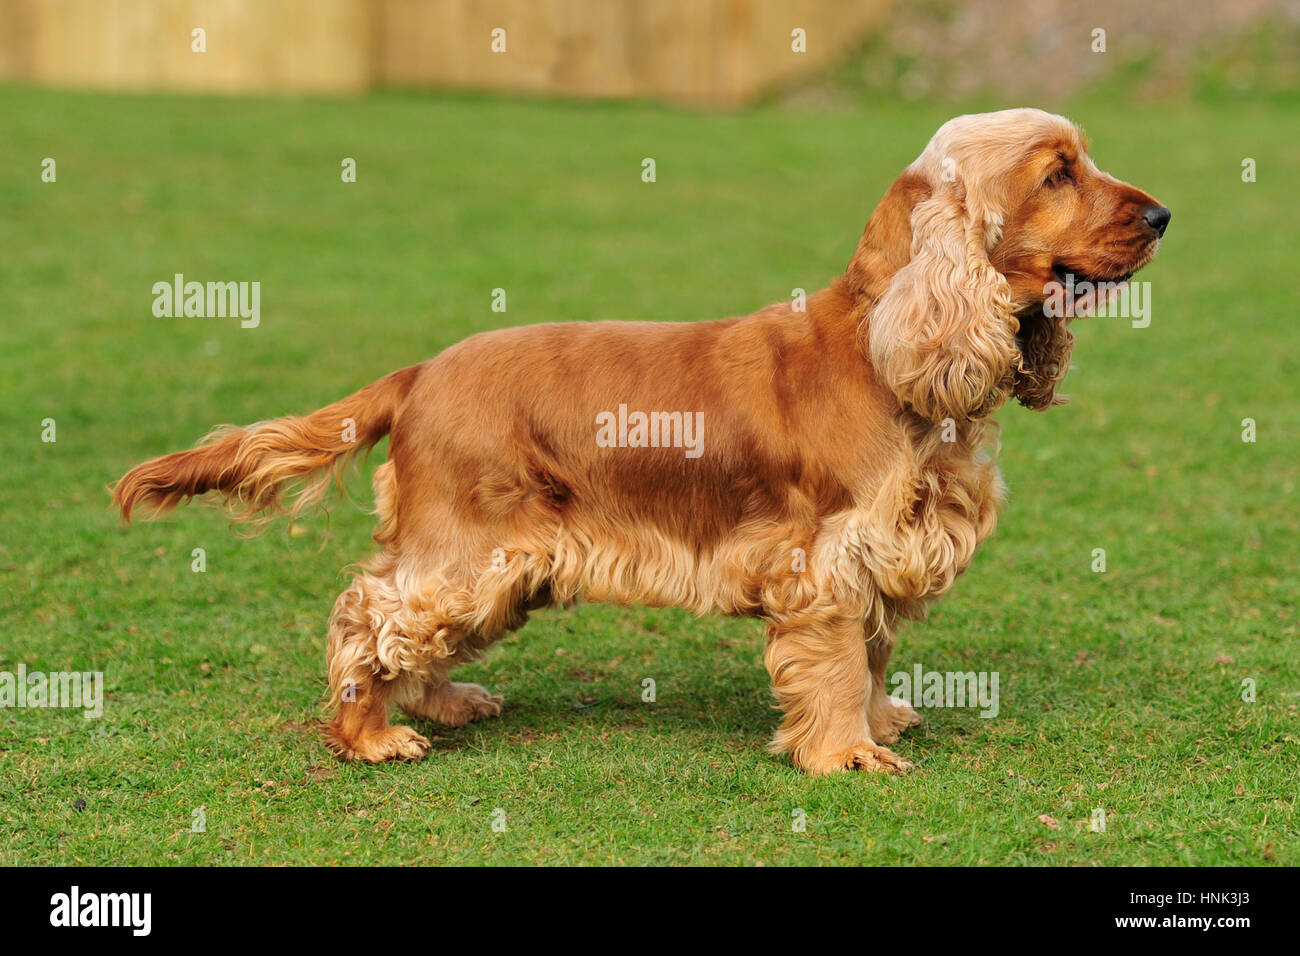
(112, 364, 422, 526)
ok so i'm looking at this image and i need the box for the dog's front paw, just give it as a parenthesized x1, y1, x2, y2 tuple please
(327, 724, 431, 763)
(435, 682, 504, 728)
(402, 681, 504, 728)
(797, 742, 913, 776)
(870, 696, 923, 744)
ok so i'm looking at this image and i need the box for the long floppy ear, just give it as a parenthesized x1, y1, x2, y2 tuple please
(868, 181, 1019, 424)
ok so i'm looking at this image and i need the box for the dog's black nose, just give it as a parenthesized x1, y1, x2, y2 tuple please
(1142, 204, 1171, 237)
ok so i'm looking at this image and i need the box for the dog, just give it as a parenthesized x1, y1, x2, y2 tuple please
(114, 108, 1169, 774)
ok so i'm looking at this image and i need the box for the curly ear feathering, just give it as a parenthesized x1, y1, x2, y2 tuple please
(864, 128, 1019, 424)
(113, 109, 1169, 774)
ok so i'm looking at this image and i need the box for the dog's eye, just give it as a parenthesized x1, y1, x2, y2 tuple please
(1043, 167, 1073, 189)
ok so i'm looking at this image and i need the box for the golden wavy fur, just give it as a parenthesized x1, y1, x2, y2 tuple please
(113, 109, 1168, 774)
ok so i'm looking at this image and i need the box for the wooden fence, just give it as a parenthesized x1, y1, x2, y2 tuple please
(0, 0, 889, 103)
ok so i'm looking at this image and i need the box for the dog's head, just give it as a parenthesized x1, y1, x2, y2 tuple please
(851, 108, 1169, 423)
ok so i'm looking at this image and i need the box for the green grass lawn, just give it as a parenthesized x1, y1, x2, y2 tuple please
(0, 86, 1295, 866)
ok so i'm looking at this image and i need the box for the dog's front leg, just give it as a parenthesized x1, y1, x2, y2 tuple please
(867, 634, 923, 744)
(764, 616, 912, 775)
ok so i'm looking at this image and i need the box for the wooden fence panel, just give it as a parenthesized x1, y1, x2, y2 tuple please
(0, 0, 888, 102)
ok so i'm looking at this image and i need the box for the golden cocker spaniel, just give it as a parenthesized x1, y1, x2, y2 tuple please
(114, 108, 1169, 774)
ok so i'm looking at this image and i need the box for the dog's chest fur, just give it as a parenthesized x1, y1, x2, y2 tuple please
(811, 418, 1006, 625)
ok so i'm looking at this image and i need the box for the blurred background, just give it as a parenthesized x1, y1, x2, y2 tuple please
(1, 0, 1297, 105)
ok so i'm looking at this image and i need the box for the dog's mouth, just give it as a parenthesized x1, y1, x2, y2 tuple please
(1052, 263, 1135, 286)
(1048, 237, 1159, 315)
(1049, 263, 1134, 313)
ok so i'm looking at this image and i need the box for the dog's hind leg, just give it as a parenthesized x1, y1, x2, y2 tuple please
(764, 615, 912, 775)
(394, 548, 550, 729)
(324, 569, 517, 759)
(322, 563, 439, 762)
